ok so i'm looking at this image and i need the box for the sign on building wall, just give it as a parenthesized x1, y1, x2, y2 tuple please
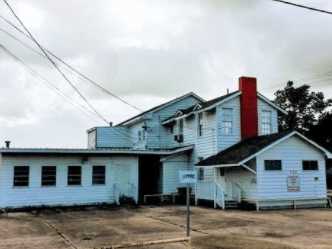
(287, 171, 300, 192)
(179, 170, 197, 184)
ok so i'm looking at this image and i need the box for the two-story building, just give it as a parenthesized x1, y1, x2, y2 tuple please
(0, 77, 331, 210)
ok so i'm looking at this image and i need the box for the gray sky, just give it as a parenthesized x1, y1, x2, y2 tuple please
(0, 0, 332, 148)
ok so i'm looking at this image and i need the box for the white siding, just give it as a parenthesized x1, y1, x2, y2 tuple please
(0, 155, 138, 208)
(129, 122, 147, 150)
(162, 154, 192, 194)
(216, 96, 241, 151)
(96, 127, 132, 148)
(87, 130, 96, 148)
(258, 98, 278, 135)
(256, 136, 327, 200)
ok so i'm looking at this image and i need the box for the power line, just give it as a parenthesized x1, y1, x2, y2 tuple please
(272, 0, 332, 15)
(0, 14, 143, 112)
(2, 0, 109, 124)
(0, 44, 100, 120)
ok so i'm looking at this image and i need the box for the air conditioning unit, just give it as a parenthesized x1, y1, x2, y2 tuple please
(174, 134, 184, 143)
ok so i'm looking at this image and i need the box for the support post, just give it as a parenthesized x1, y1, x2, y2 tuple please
(186, 184, 190, 237)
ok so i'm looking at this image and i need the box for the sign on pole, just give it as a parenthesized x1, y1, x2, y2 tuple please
(179, 170, 196, 238)
(179, 170, 197, 184)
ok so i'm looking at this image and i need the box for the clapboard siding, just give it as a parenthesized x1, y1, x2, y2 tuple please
(95, 127, 132, 148)
(256, 136, 327, 200)
(162, 154, 193, 194)
(216, 96, 241, 151)
(0, 155, 138, 208)
(257, 98, 278, 135)
(147, 96, 201, 149)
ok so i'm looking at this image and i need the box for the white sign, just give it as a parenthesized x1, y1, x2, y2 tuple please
(287, 175, 300, 192)
(179, 170, 197, 184)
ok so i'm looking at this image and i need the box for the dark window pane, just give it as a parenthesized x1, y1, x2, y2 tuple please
(68, 166, 81, 185)
(264, 160, 282, 171)
(92, 166, 105, 185)
(42, 166, 56, 186)
(13, 166, 29, 187)
(303, 161, 318, 171)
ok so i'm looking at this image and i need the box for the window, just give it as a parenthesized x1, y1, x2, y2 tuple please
(68, 166, 82, 185)
(198, 168, 204, 181)
(138, 130, 142, 141)
(41, 166, 56, 186)
(13, 166, 29, 187)
(222, 108, 233, 135)
(264, 160, 282, 171)
(178, 119, 184, 135)
(261, 110, 272, 135)
(92, 166, 106, 185)
(170, 125, 174, 134)
(303, 160, 318, 171)
(197, 113, 203, 136)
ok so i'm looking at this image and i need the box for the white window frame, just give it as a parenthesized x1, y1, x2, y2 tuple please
(178, 119, 184, 135)
(197, 113, 203, 137)
(261, 110, 272, 135)
(221, 108, 233, 136)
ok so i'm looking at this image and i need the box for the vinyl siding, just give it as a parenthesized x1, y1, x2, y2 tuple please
(95, 127, 132, 148)
(147, 96, 201, 149)
(162, 154, 193, 194)
(0, 155, 138, 208)
(216, 96, 241, 151)
(256, 136, 327, 200)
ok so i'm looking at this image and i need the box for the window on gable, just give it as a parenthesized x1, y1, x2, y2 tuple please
(178, 119, 184, 135)
(13, 166, 29, 187)
(41, 166, 56, 186)
(261, 110, 272, 135)
(68, 166, 81, 186)
(222, 108, 233, 135)
(302, 160, 318, 171)
(198, 168, 204, 181)
(92, 165, 106, 185)
(264, 160, 282, 171)
(197, 113, 203, 137)
(138, 130, 142, 141)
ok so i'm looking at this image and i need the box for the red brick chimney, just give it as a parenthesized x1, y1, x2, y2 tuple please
(239, 77, 258, 140)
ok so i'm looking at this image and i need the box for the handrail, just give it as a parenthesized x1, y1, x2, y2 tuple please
(214, 181, 225, 209)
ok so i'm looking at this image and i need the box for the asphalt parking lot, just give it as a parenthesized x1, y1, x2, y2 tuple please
(0, 205, 332, 249)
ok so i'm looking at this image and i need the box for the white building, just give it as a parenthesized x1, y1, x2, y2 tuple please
(0, 76, 331, 210)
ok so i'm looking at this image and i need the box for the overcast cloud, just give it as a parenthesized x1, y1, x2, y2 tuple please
(0, 0, 332, 148)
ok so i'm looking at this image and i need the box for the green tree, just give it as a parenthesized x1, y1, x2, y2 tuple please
(273, 81, 332, 133)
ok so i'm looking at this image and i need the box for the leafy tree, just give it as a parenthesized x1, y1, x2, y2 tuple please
(308, 112, 332, 151)
(273, 81, 332, 133)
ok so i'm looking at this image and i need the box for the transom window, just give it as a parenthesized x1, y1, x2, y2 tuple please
(68, 166, 82, 186)
(13, 166, 29, 187)
(261, 110, 272, 135)
(197, 113, 203, 137)
(302, 160, 318, 171)
(41, 166, 56, 186)
(92, 166, 106, 185)
(222, 108, 233, 135)
(264, 160, 282, 171)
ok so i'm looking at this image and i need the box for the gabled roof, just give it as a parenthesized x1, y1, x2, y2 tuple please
(196, 131, 332, 167)
(162, 91, 240, 124)
(116, 92, 204, 126)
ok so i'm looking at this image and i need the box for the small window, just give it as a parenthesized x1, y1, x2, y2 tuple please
(219, 168, 225, 176)
(197, 113, 203, 137)
(178, 119, 184, 135)
(222, 108, 233, 135)
(68, 166, 82, 186)
(138, 130, 142, 141)
(170, 125, 174, 134)
(198, 168, 204, 181)
(261, 110, 272, 135)
(41, 166, 56, 186)
(264, 160, 282, 171)
(92, 166, 106, 185)
(303, 160, 318, 171)
(13, 166, 29, 187)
